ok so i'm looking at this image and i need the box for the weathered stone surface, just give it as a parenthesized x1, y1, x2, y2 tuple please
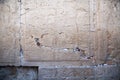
(21, 0, 91, 62)
(0, 0, 120, 70)
(94, 0, 120, 65)
(20, 0, 120, 65)
(38, 65, 120, 80)
(0, 66, 38, 80)
(0, 0, 20, 65)
(95, 65, 120, 77)
(0, 0, 120, 80)
(39, 68, 57, 78)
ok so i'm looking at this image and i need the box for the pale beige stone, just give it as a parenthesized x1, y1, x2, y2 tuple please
(0, 0, 120, 66)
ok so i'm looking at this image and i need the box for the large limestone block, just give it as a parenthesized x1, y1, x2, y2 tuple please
(0, 0, 20, 65)
(21, 0, 90, 61)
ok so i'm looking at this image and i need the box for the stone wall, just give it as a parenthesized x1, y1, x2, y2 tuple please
(39, 65, 120, 80)
(0, 65, 119, 80)
(0, 0, 120, 66)
(0, 0, 120, 80)
(0, 0, 20, 65)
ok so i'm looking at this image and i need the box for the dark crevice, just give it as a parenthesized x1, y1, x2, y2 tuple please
(34, 38, 41, 47)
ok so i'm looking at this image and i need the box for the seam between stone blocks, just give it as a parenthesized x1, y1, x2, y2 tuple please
(19, 0, 24, 66)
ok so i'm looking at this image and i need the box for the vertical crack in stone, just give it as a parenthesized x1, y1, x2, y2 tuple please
(18, 0, 23, 66)
(19, 44, 24, 65)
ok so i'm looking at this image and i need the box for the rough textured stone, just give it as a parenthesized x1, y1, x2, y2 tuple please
(0, 0, 120, 67)
(0, 66, 38, 80)
(94, 0, 120, 65)
(0, 0, 120, 80)
(21, 0, 119, 65)
(21, 0, 91, 62)
(0, 0, 20, 65)
(94, 65, 120, 77)
(38, 65, 120, 80)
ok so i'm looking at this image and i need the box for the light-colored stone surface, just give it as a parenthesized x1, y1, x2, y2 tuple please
(94, 0, 120, 64)
(0, 0, 120, 66)
(0, 0, 20, 65)
(0, 0, 120, 80)
(21, 0, 91, 62)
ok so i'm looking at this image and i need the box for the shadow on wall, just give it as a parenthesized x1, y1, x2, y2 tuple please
(0, 47, 4, 63)
(111, 0, 120, 2)
(0, 66, 38, 80)
(0, 0, 10, 4)
(110, 0, 120, 8)
(0, 0, 5, 4)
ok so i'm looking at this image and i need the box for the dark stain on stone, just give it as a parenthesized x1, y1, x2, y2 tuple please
(74, 47, 87, 57)
(18, 0, 21, 2)
(20, 44, 23, 56)
(87, 55, 94, 59)
(59, 32, 63, 34)
(114, 3, 117, 7)
(25, 8, 30, 10)
(31, 35, 33, 38)
(34, 38, 41, 46)
(36, 42, 40, 46)
(75, 47, 81, 52)
(34, 38, 39, 42)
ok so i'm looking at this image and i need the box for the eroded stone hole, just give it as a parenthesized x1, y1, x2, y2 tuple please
(34, 38, 41, 46)
(0, 66, 38, 80)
